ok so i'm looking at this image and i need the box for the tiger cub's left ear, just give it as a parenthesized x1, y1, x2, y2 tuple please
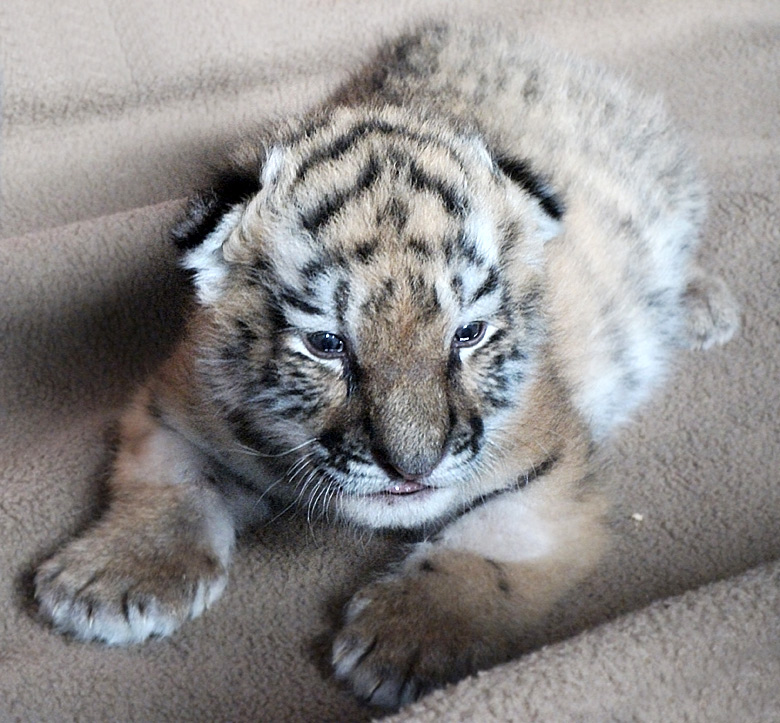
(495, 154, 564, 245)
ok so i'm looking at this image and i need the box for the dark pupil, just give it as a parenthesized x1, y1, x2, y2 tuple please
(308, 331, 344, 355)
(454, 322, 484, 344)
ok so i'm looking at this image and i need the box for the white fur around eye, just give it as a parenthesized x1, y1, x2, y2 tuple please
(289, 335, 344, 374)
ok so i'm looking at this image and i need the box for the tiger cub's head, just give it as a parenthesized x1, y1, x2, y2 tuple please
(178, 106, 562, 528)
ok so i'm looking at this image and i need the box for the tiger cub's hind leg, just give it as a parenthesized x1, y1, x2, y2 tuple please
(682, 269, 740, 351)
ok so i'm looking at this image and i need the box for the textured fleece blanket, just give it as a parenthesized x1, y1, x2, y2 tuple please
(1, 1, 778, 721)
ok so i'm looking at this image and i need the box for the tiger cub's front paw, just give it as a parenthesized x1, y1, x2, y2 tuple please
(332, 555, 517, 709)
(35, 529, 227, 645)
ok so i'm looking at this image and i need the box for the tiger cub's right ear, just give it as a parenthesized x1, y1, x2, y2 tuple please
(173, 146, 287, 306)
(171, 167, 261, 253)
(171, 145, 286, 254)
(172, 166, 258, 305)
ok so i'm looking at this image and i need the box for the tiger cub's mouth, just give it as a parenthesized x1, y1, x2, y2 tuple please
(379, 480, 431, 496)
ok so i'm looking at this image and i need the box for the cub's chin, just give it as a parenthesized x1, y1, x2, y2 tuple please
(332, 483, 462, 530)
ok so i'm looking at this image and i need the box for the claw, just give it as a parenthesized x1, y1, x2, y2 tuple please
(344, 593, 371, 624)
(332, 634, 376, 679)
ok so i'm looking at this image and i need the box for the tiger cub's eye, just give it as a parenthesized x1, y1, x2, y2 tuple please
(305, 331, 346, 358)
(452, 321, 487, 348)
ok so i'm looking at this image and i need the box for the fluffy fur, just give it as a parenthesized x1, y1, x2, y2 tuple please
(34, 22, 738, 708)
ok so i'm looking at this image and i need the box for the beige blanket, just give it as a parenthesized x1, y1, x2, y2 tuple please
(2, 1, 778, 720)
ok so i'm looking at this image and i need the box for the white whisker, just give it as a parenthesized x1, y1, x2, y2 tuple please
(232, 437, 318, 459)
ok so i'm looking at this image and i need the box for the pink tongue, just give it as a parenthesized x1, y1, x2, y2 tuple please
(383, 480, 426, 495)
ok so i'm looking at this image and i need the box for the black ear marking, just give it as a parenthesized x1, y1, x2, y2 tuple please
(171, 165, 262, 252)
(494, 155, 565, 221)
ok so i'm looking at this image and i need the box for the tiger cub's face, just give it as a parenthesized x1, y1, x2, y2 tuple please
(185, 107, 560, 528)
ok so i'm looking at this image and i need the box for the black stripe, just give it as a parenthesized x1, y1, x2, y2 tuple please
(495, 156, 564, 221)
(264, 299, 289, 338)
(468, 415, 484, 454)
(407, 237, 433, 258)
(333, 278, 351, 325)
(468, 267, 500, 305)
(360, 277, 397, 316)
(226, 407, 270, 457)
(408, 160, 467, 216)
(205, 467, 263, 496)
(451, 229, 481, 266)
(295, 120, 398, 181)
(517, 285, 542, 316)
(345, 356, 362, 397)
(393, 452, 562, 546)
(459, 452, 560, 516)
(482, 390, 513, 410)
(447, 347, 462, 381)
(294, 119, 463, 184)
(449, 412, 485, 457)
(487, 327, 507, 347)
(300, 258, 326, 280)
(381, 197, 409, 232)
(301, 155, 381, 236)
(354, 238, 379, 264)
(219, 318, 258, 363)
(450, 274, 464, 305)
(408, 273, 440, 313)
(485, 558, 512, 595)
(280, 288, 322, 317)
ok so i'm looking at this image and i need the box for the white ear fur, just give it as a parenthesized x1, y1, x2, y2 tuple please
(466, 137, 562, 265)
(182, 206, 244, 306)
(501, 180, 562, 269)
(515, 199, 561, 268)
(530, 197, 562, 244)
(464, 136, 562, 266)
(261, 146, 285, 188)
(469, 135, 496, 170)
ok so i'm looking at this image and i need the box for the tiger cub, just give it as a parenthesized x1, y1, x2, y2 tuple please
(35, 22, 738, 708)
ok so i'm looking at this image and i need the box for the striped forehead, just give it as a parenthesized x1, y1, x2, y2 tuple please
(290, 133, 469, 232)
(275, 250, 505, 337)
(258, 116, 506, 329)
(268, 221, 505, 334)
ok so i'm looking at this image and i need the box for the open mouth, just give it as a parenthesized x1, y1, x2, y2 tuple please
(379, 480, 431, 496)
(336, 476, 451, 527)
